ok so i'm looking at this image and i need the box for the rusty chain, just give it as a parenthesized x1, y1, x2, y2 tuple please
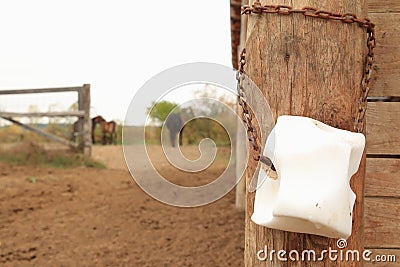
(237, 49, 274, 168)
(237, 2, 375, 166)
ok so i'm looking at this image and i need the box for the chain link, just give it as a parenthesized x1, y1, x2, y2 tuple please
(237, 2, 375, 165)
(237, 49, 260, 162)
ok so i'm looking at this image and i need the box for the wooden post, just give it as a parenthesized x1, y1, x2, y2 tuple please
(235, 0, 249, 211)
(244, 0, 366, 266)
(236, 115, 246, 211)
(78, 84, 91, 157)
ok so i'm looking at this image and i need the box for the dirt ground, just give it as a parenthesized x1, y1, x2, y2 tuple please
(0, 145, 245, 267)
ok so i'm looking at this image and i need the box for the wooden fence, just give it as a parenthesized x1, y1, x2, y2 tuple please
(0, 84, 92, 156)
(231, 0, 400, 266)
(363, 3, 400, 264)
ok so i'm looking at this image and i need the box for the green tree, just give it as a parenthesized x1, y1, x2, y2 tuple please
(147, 101, 178, 123)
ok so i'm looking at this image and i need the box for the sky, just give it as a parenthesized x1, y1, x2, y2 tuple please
(0, 0, 233, 122)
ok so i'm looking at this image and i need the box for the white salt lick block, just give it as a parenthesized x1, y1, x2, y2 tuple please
(252, 115, 365, 239)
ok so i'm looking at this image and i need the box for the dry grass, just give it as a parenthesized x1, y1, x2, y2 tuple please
(0, 142, 105, 169)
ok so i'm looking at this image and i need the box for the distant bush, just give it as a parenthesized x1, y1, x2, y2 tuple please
(180, 118, 231, 146)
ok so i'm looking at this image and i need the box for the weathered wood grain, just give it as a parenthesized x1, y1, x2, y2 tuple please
(79, 84, 92, 157)
(0, 111, 85, 117)
(365, 249, 399, 267)
(369, 0, 400, 13)
(235, 0, 249, 212)
(366, 158, 400, 197)
(244, 0, 367, 266)
(365, 197, 400, 248)
(366, 102, 400, 155)
(368, 13, 400, 97)
(0, 86, 82, 94)
(231, 4, 400, 97)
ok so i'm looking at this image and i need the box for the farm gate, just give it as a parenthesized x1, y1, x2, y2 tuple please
(0, 84, 91, 156)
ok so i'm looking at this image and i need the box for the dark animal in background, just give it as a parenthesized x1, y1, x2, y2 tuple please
(91, 116, 117, 145)
(165, 113, 185, 147)
(91, 116, 106, 144)
(101, 120, 117, 145)
(71, 116, 117, 145)
(70, 120, 82, 142)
